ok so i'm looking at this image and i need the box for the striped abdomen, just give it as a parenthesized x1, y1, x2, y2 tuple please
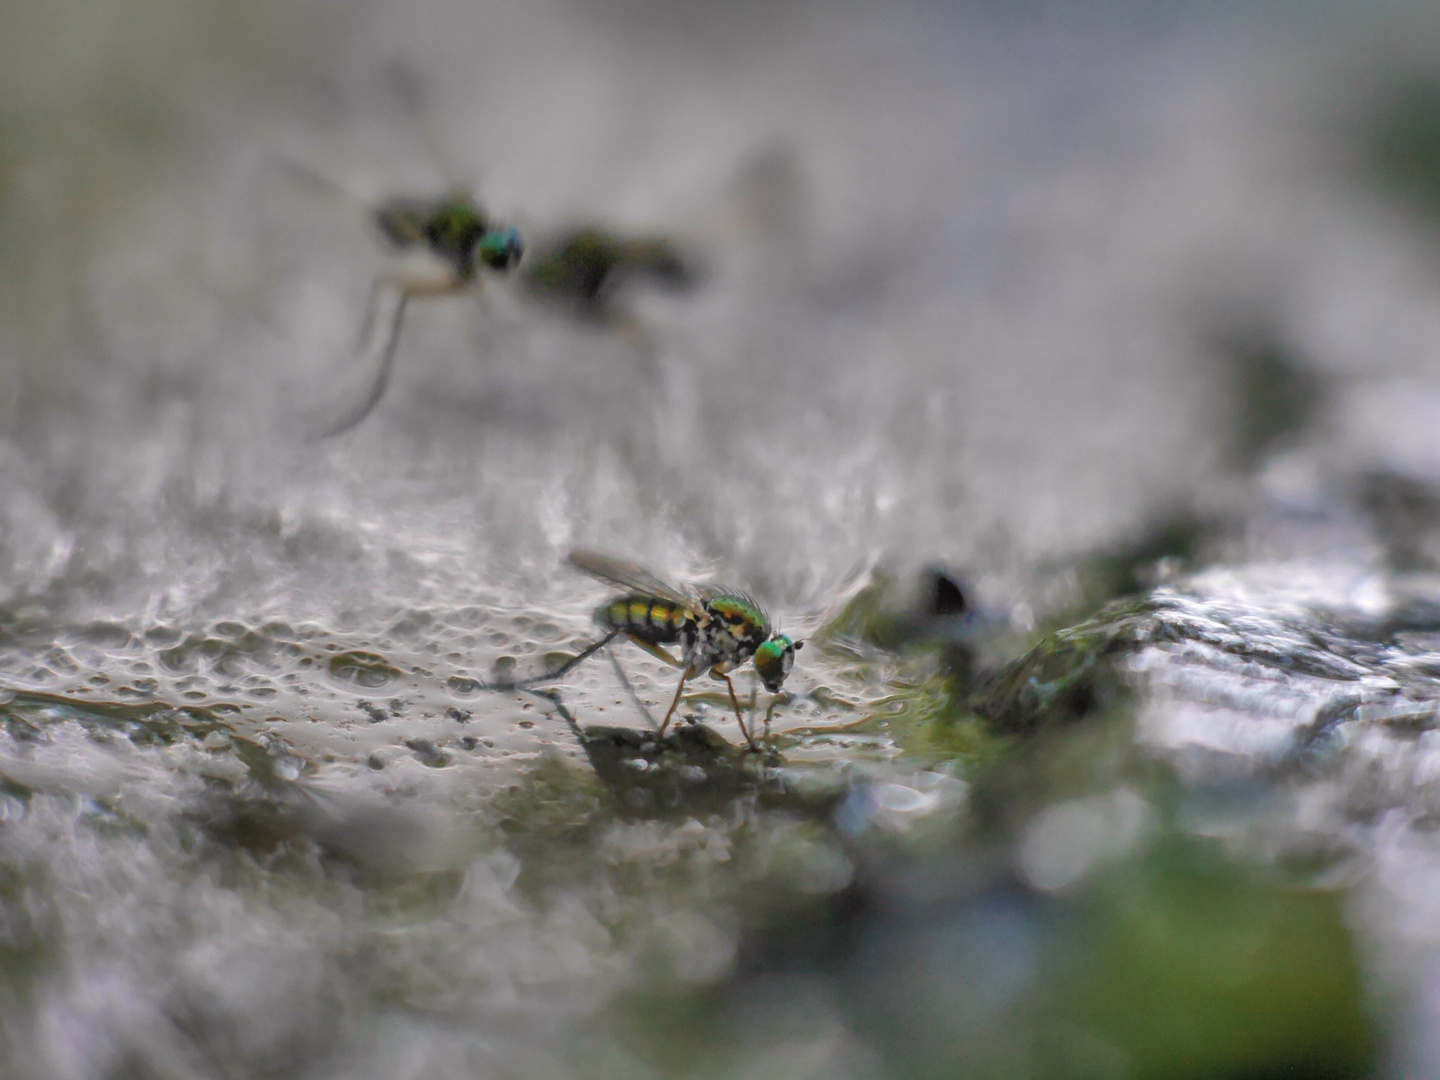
(595, 594, 693, 645)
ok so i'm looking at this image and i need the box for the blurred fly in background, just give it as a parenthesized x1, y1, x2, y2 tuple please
(277, 66, 526, 437)
(315, 188, 523, 436)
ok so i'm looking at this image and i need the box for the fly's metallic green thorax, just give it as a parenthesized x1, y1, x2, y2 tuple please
(698, 591, 771, 657)
(373, 195, 522, 281)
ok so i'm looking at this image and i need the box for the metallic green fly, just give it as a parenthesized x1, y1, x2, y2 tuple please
(501, 550, 802, 751)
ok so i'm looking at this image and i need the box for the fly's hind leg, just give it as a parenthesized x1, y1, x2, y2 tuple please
(478, 630, 619, 691)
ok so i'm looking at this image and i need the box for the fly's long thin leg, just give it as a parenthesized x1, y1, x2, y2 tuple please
(657, 675, 689, 738)
(606, 647, 658, 729)
(488, 631, 619, 690)
(719, 673, 757, 751)
(746, 685, 770, 743)
(312, 287, 409, 439)
(314, 271, 474, 440)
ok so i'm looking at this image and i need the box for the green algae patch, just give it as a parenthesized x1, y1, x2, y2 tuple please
(600, 829, 1374, 1080)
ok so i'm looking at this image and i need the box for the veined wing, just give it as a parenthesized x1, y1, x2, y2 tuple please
(567, 550, 701, 614)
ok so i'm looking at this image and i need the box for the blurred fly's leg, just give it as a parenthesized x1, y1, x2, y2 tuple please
(764, 699, 778, 741)
(311, 286, 410, 439)
(657, 674, 690, 738)
(312, 269, 471, 440)
(718, 672, 757, 751)
(389, 269, 471, 299)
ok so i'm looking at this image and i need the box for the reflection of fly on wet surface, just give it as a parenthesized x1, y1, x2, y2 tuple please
(483, 550, 803, 754)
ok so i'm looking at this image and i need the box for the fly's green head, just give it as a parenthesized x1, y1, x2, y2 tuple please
(754, 633, 802, 693)
(477, 226, 524, 272)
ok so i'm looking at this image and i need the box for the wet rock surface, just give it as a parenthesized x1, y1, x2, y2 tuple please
(12, 0, 1440, 1076)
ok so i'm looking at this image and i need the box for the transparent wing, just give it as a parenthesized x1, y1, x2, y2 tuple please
(383, 59, 475, 199)
(566, 550, 701, 614)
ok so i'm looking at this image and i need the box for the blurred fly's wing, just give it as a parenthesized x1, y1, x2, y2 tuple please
(566, 550, 701, 614)
(260, 145, 380, 216)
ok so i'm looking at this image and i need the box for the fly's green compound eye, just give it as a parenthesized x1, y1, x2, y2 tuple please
(755, 634, 802, 693)
(478, 227, 524, 271)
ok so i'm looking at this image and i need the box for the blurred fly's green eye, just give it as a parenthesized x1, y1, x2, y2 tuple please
(478, 227, 524, 271)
